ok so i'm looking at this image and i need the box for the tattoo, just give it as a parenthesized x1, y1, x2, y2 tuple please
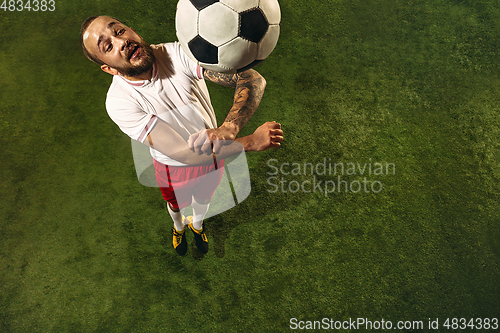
(203, 69, 239, 87)
(204, 69, 266, 131)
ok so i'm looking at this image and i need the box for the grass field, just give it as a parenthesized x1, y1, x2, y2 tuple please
(1, 0, 500, 331)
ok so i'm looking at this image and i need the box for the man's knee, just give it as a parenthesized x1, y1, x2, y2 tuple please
(168, 201, 180, 212)
(193, 196, 211, 205)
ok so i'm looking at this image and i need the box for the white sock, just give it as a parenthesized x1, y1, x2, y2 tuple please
(167, 204, 185, 232)
(191, 200, 210, 231)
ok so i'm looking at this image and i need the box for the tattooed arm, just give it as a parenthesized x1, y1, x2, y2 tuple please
(203, 69, 266, 132)
(187, 69, 267, 155)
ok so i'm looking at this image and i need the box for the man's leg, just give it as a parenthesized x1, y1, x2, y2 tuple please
(185, 161, 225, 253)
(153, 159, 194, 256)
(189, 159, 225, 231)
(167, 202, 186, 232)
(185, 193, 212, 254)
(191, 196, 211, 231)
(166, 200, 190, 256)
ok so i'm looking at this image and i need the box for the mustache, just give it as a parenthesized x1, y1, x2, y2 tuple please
(125, 41, 140, 59)
(117, 43, 155, 77)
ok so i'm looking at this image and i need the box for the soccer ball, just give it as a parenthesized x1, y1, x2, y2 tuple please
(175, 0, 281, 73)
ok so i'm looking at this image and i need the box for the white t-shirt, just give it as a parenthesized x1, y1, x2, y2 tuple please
(105, 42, 217, 166)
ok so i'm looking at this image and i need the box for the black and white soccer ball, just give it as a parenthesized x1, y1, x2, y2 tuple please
(175, 0, 281, 73)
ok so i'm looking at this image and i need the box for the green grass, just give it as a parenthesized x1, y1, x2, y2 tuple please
(1, 0, 500, 331)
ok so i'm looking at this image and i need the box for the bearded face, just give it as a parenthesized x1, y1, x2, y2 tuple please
(115, 40, 155, 77)
(82, 17, 156, 79)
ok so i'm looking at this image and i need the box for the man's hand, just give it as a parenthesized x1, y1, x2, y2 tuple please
(245, 121, 283, 152)
(187, 121, 283, 155)
(187, 122, 239, 155)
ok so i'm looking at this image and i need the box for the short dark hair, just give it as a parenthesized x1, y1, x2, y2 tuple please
(80, 16, 104, 65)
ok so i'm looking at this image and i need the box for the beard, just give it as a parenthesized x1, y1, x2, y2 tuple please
(116, 42, 155, 78)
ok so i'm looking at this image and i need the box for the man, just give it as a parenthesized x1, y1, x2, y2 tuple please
(80, 16, 283, 255)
